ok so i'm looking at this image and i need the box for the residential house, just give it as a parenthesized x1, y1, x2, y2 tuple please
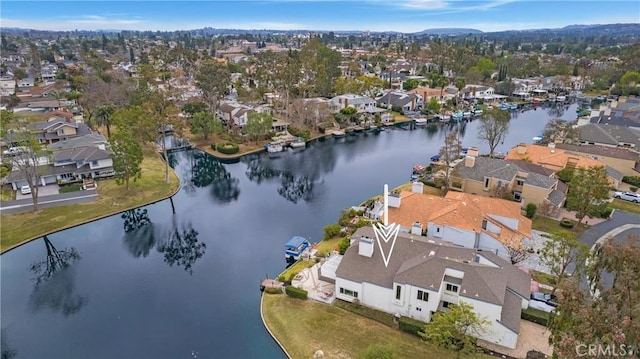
(25, 117, 91, 145)
(449, 148, 566, 209)
(376, 91, 423, 112)
(505, 143, 623, 189)
(328, 94, 377, 113)
(461, 85, 495, 101)
(0, 75, 16, 96)
(217, 101, 285, 131)
(334, 226, 531, 349)
(555, 143, 640, 176)
(409, 86, 445, 104)
(5, 136, 114, 190)
(375, 182, 532, 261)
(576, 123, 640, 150)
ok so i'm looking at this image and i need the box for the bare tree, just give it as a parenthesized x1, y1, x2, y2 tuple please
(478, 107, 510, 158)
(503, 234, 528, 265)
(438, 131, 462, 192)
(9, 133, 50, 211)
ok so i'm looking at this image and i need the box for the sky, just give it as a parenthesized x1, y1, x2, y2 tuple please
(0, 0, 638, 33)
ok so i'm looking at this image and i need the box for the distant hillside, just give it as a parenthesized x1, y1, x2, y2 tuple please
(413, 28, 483, 35)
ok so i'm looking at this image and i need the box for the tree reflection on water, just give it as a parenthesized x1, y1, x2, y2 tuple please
(156, 221, 205, 275)
(28, 236, 84, 316)
(189, 151, 240, 203)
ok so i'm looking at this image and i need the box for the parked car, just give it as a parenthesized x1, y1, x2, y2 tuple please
(20, 185, 31, 195)
(2, 146, 27, 156)
(531, 292, 558, 307)
(614, 191, 640, 203)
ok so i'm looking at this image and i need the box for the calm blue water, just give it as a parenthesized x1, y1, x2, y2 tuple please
(0, 103, 577, 358)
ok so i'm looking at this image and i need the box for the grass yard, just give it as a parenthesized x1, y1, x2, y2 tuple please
(1, 150, 180, 252)
(278, 259, 316, 281)
(261, 294, 488, 359)
(609, 199, 640, 215)
(315, 236, 343, 256)
(1, 188, 13, 202)
(532, 216, 586, 235)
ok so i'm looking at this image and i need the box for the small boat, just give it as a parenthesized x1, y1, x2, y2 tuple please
(439, 115, 450, 123)
(285, 236, 311, 261)
(451, 111, 463, 122)
(509, 103, 518, 110)
(474, 109, 483, 115)
(352, 126, 364, 133)
(430, 154, 441, 162)
(290, 137, 306, 148)
(266, 141, 284, 153)
(414, 117, 428, 126)
(462, 111, 472, 119)
(499, 103, 510, 110)
(557, 95, 567, 102)
(532, 135, 543, 143)
(332, 130, 346, 138)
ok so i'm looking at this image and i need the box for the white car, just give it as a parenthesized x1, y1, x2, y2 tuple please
(20, 185, 31, 195)
(3, 147, 27, 156)
(614, 191, 640, 203)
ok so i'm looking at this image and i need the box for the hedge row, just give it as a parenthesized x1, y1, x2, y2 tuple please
(622, 176, 640, 187)
(559, 218, 575, 228)
(521, 307, 550, 326)
(216, 143, 239, 155)
(399, 316, 427, 336)
(263, 287, 283, 295)
(285, 285, 308, 300)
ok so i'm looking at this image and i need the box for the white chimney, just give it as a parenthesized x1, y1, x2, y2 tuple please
(358, 236, 374, 257)
(383, 184, 389, 225)
(548, 142, 556, 149)
(388, 192, 401, 208)
(516, 143, 527, 155)
(412, 181, 424, 194)
(464, 155, 475, 168)
(467, 147, 479, 157)
(411, 222, 422, 236)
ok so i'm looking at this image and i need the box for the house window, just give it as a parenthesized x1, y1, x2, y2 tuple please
(91, 160, 99, 166)
(417, 290, 429, 302)
(481, 219, 487, 230)
(497, 180, 503, 188)
(339, 287, 358, 298)
(446, 284, 459, 293)
(395, 285, 402, 300)
(484, 178, 490, 188)
(516, 179, 524, 186)
(436, 227, 440, 233)
(513, 192, 522, 201)
(442, 301, 451, 309)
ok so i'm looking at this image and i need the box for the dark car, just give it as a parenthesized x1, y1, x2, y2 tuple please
(531, 292, 558, 307)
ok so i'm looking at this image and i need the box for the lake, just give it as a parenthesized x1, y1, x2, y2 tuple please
(0, 103, 577, 358)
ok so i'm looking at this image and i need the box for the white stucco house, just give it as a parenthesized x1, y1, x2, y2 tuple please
(334, 226, 531, 350)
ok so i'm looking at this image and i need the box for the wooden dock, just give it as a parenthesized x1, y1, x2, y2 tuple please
(260, 279, 283, 291)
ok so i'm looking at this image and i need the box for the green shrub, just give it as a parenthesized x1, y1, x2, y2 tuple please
(323, 224, 342, 239)
(631, 186, 638, 192)
(622, 176, 640, 187)
(338, 237, 351, 255)
(356, 219, 372, 228)
(399, 316, 427, 336)
(525, 203, 537, 219)
(556, 168, 575, 183)
(521, 307, 550, 326)
(277, 275, 286, 282)
(595, 206, 613, 219)
(59, 184, 82, 193)
(288, 126, 311, 140)
(263, 287, 283, 294)
(217, 143, 239, 154)
(210, 142, 216, 150)
(285, 285, 308, 300)
(560, 218, 575, 228)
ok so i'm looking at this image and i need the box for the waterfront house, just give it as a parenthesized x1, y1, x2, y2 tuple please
(0, 75, 16, 96)
(329, 94, 377, 113)
(505, 143, 623, 189)
(461, 85, 495, 101)
(334, 226, 531, 349)
(576, 123, 640, 150)
(449, 147, 566, 210)
(376, 91, 423, 112)
(373, 182, 532, 261)
(555, 143, 640, 176)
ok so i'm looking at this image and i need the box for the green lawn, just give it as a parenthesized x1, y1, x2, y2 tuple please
(262, 293, 488, 359)
(1, 150, 180, 252)
(1, 188, 13, 202)
(609, 199, 640, 215)
(532, 216, 586, 234)
(278, 259, 315, 281)
(315, 236, 343, 256)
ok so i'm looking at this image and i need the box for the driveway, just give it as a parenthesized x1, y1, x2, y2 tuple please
(577, 210, 640, 248)
(478, 320, 552, 359)
(0, 189, 98, 214)
(15, 184, 60, 200)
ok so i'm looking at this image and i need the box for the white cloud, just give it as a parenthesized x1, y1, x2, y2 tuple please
(399, 0, 449, 9)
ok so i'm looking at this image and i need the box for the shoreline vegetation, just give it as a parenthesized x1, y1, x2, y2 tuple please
(0, 149, 180, 254)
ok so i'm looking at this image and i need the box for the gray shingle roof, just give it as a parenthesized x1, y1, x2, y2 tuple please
(605, 166, 623, 181)
(454, 157, 556, 189)
(336, 227, 531, 307)
(555, 143, 640, 162)
(53, 147, 111, 162)
(47, 134, 108, 151)
(579, 123, 640, 148)
(500, 290, 523, 334)
(547, 189, 566, 207)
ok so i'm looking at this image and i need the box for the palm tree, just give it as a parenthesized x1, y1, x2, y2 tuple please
(95, 104, 115, 138)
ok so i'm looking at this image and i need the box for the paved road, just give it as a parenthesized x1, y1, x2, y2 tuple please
(577, 210, 640, 248)
(0, 189, 98, 214)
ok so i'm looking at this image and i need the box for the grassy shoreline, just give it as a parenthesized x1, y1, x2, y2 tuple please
(1, 150, 180, 253)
